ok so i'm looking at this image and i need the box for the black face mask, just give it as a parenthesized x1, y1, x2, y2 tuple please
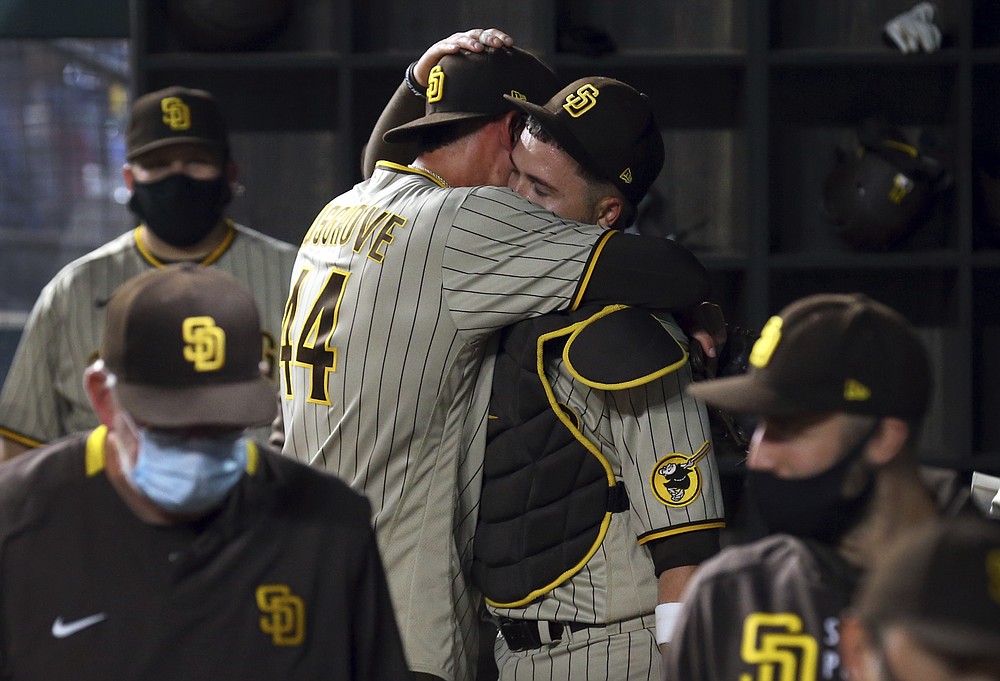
(746, 423, 879, 543)
(128, 174, 231, 248)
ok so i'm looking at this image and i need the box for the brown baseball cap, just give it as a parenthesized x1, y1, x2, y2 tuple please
(689, 293, 931, 418)
(383, 46, 559, 144)
(505, 77, 665, 205)
(100, 263, 276, 428)
(855, 517, 1000, 659)
(126, 86, 229, 160)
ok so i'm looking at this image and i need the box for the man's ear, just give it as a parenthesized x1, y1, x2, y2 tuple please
(225, 158, 238, 184)
(123, 163, 134, 191)
(500, 111, 522, 153)
(864, 416, 910, 466)
(84, 365, 116, 428)
(595, 196, 623, 228)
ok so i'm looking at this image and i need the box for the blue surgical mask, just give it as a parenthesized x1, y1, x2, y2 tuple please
(130, 429, 247, 514)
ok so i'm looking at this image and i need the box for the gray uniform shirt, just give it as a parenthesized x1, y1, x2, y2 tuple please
(0, 223, 296, 446)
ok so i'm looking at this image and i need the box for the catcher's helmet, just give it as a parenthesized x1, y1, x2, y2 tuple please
(822, 119, 946, 250)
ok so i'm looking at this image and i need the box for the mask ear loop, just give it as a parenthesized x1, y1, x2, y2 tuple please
(98, 364, 143, 483)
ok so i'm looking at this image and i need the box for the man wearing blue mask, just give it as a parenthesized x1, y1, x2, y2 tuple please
(0, 264, 410, 680)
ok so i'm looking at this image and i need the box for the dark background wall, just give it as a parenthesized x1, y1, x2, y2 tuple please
(2, 0, 999, 479)
(0, 0, 128, 37)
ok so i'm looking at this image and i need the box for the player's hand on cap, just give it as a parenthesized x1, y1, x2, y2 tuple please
(883, 2, 942, 54)
(412, 28, 514, 87)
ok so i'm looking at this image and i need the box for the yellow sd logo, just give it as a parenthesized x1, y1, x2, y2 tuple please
(739, 612, 818, 681)
(843, 378, 871, 402)
(650, 440, 710, 507)
(427, 65, 445, 103)
(257, 584, 306, 646)
(562, 83, 600, 118)
(182, 316, 226, 372)
(749, 315, 783, 368)
(160, 96, 191, 131)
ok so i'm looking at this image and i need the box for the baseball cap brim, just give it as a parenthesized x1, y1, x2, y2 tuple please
(126, 136, 227, 161)
(504, 95, 601, 182)
(117, 376, 276, 429)
(687, 372, 818, 417)
(905, 623, 1000, 660)
(383, 111, 495, 144)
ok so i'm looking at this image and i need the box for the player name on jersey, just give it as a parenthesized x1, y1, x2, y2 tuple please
(301, 203, 407, 264)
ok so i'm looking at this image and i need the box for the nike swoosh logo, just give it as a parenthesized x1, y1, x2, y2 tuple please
(51, 613, 107, 638)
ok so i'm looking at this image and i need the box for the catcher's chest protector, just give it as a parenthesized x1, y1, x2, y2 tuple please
(472, 305, 686, 608)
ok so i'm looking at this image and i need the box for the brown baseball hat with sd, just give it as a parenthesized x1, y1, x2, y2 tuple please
(504, 77, 665, 206)
(126, 85, 229, 160)
(688, 293, 931, 418)
(383, 46, 559, 144)
(100, 263, 276, 428)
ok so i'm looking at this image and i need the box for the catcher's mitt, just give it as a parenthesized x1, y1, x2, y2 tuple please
(690, 324, 758, 459)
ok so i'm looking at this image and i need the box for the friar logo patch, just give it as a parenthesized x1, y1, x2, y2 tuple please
(651, 440, 711, 507)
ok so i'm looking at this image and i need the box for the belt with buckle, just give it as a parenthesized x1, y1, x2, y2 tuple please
(497, 617, 596, 652)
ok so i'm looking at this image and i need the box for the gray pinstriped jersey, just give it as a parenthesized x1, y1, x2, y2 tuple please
(279, 162, 616, 681)
(0, 223, 296, 446)
(458, 316, 725, 681)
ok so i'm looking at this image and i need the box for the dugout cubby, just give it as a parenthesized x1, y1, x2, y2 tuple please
(130, 0, 1000, 470)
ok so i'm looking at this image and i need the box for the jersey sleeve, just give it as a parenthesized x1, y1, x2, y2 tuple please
(581, 231, 709, 310)
(607, 316, 725, 567)
(0, 281, 65, 446)
(442, 187, 709, 336)
(441, 187, 603, 334)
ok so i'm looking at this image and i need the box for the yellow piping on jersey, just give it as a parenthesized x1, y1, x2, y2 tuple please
(86, 424, 260, 477)
(562, 305, 688, 390)
(376, 160, 449, 188)
(570, 230, 617, 312)
(637, 520, 726, 546)
(484, 319, 617, 609)
(245, 440, 259, 475)
(0, 427, 42, 449)
(133, 220, 236, 267)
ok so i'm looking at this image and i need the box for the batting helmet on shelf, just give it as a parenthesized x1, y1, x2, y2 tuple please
(165, 0, 293, 52)
(821, 118, 947, 250)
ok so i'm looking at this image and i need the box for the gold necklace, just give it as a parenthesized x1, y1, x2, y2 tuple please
(409, 165, 450, 188)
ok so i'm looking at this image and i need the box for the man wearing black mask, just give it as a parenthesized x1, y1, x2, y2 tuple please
(0, 86, 296, 459)
(661, 293, 964, 681)
(124, 86, 237, 251)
